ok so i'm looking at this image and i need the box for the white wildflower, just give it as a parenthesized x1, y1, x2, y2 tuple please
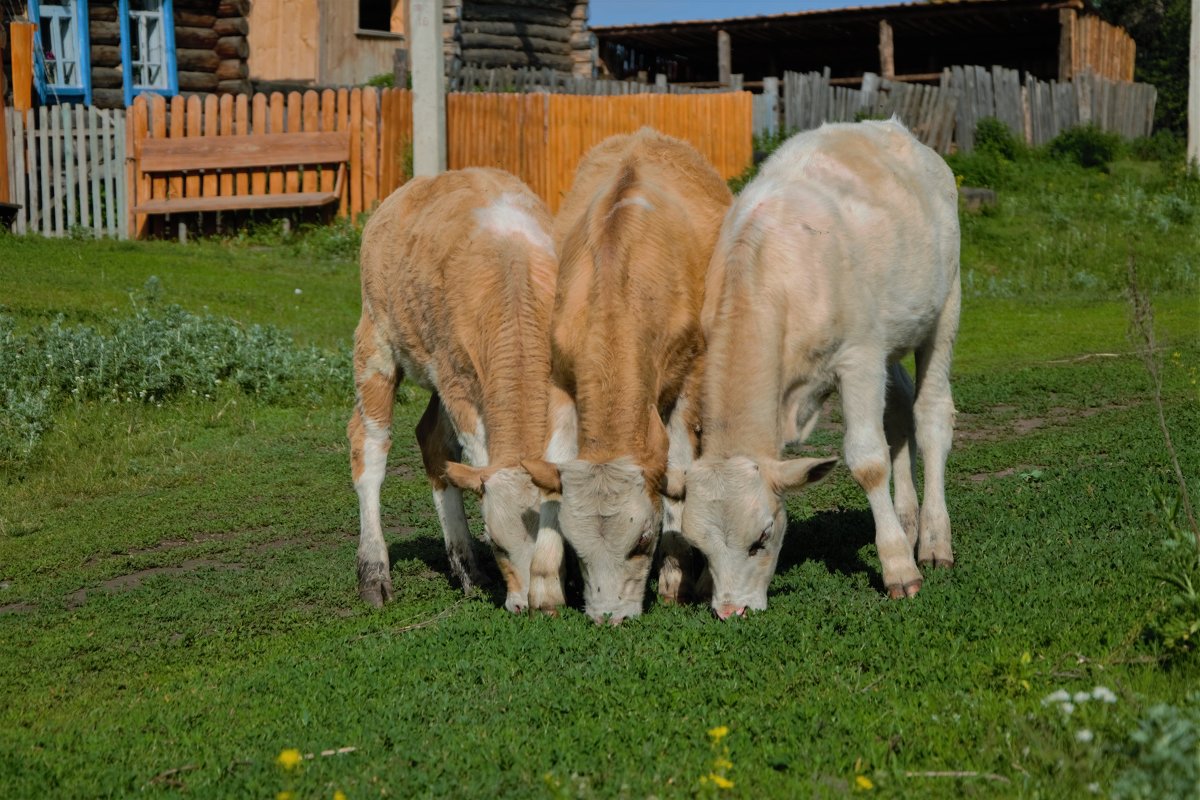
(1073, 691, 1091, 704)
(1087, 783, 1101, 794)
(1092, 686, 1117, 704)
(1075, 728, 1094, 743)
(1042, 689, 1071, 706)
(1061, 702, 1076, 715)
(294, 288, 303, 295)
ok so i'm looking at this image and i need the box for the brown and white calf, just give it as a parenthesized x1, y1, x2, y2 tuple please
(348, 167, 567, 613)
(522, 129, 732, 624)
(681, 119, 961, 618)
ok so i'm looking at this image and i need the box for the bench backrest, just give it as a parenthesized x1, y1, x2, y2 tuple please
(137, 131, 351, 173)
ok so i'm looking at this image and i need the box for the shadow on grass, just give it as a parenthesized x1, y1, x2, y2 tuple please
(775, 509, 881, 592)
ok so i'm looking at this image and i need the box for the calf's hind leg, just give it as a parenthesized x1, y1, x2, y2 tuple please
(349, 317, 399, 607)
(884, 362, 920, 550)
(416, 395, 487, 593)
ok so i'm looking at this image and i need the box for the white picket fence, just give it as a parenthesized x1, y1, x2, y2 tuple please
(4, 105, 128, 238)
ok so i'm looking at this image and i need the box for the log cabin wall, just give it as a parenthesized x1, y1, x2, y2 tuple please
(245, 0, 320, 84)
(448, 0, 592, 76)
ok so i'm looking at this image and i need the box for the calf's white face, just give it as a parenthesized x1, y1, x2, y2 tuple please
(681, 456, 837, 618)
(446, 464, 542, 614)
(526, 458, 659, 624)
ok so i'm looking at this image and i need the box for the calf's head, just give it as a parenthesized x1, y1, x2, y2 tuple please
(522, 457, 660, 624)
(444, 463, 542, 614)
(680, 455, 837, 618)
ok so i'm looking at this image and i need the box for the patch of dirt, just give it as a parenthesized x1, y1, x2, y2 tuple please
(67, 559, 245, 609)
(956, 402, 1134, 442)
(85, 530, 264, 566)
(387, 463, 419, 480)
(967, 465, 1047, 483)
(384, 525, 421, 539)
(0, 602, 36, 614)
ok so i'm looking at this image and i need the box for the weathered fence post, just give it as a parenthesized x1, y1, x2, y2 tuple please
(0, 27, 9, 204)
(10, 21, 35, 112)
(410, 0, 446, 175)
(762, 76, 780, 138)
(393, 48, 409, 90)
(717, 30, 731, 87)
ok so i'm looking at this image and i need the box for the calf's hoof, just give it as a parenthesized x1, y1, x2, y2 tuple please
(529, 578, 565, 616)
(885, 579, 922, 600)
(357, 561, 394, 607)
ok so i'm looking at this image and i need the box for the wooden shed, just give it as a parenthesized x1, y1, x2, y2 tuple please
(245, 0, 593, 88)
(2, 0, 251, 109)
(593, 0, 1135, 87)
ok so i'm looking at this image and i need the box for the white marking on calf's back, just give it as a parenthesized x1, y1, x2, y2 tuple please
(473, 192, 555, 254)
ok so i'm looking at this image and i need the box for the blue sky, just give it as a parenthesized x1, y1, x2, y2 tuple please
(588, 0, 902, 27)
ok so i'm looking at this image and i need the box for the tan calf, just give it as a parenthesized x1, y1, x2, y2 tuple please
(522, 129, 732, 623)
(349, 168, 566, 613)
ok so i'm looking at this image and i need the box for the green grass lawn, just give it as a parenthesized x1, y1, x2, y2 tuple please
(1, 154, 1198, 798)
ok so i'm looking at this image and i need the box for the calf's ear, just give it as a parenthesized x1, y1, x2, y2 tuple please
(763, 457, 838, 495)
(444, 462, 497, 495)
(520, 458, 563, 496)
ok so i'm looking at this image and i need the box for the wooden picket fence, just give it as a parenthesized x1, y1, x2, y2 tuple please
(783, 69, 957, 154)
(5, 86, 751, 237)
(447, 91, 753, 212)
(128, 87, 411, 238)
(4, 105, 128, 238)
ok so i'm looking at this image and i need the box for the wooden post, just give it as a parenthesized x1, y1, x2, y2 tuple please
(655, 73, 667, 93)
(879, 20, 895, 80)
(762, 76, 780, 138)
(1189, 0, 1198, 167)
(410, 0, 446, 176)
(0, 27, 9, 205)
(10, 21, 36, 113)
(730, 73, 743, 91)
(717, 30, 731, 87)
(1058, 8, 1076, 82)
(393, 48, 409, 89)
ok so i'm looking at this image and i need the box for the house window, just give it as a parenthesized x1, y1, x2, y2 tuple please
(359, 0, 404, 35)
(29, 0, 92, 103)
(119, 0, 178, 106)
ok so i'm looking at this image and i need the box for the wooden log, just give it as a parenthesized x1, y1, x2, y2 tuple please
(92, 66, 124, 89)
(217, 79, 252, 95)
(90, 44, 123, 68)
(215, 36, 249, 59)
(717, 30, 731, 86)
(89, 4, 118, 22)
(461, 49, 574, 70)
(173, 10, 217, 28)
(90, 20, 122, 45)
(217, 0, 251, 17)
(1059, 8, 1075, 81)
(213, 16, 249, 36)
(177, 48, 221, 72)
(461, 4, 570, 26)
(458, 20, 571, 42)
(217, 59, 249, 81)
(175, 26, 220, 50)
(461, 33, 571, 53)
(879, 20, 894, 80)
(178, 71, 220, 92)
(92, 87, 126, 108)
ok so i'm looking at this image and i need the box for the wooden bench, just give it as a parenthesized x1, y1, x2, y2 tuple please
(132, 131, 350, 217)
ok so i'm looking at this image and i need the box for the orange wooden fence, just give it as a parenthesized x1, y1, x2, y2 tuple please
(128, 87, 410, 237)
(124, 86, 750, 236)
(446, 91, 754, 212)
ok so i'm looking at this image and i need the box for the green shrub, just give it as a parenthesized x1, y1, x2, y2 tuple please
(1112, 697, 1200, 800)
(944, 149, 1013, 189)
(0, 289, 351, 465)
(974, 117, 1024, 161)
(1046, 124, 1124, 169)
(1129, 130, 1186, 164)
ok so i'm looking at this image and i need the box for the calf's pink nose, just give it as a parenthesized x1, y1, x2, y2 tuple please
(714, 604, 746, 620)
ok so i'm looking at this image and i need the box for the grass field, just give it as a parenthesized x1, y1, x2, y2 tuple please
(1, 150, 1198, 798)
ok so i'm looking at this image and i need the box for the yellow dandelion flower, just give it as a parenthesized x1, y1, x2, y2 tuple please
(713, 757, 733, 770)
(333, 792, 347, 800)
(277, 793, 294, 800)
(276, 748, 303, 770)
(707, 725, 730, 742)
(855, 774, 875, 791)
(710, 774, 734, 789)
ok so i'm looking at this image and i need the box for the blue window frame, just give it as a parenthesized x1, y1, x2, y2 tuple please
(119, 0, 178, 107)
(28, 0, 92, 105)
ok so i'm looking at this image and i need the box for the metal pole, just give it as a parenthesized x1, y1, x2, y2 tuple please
(410, 0, 447, 176)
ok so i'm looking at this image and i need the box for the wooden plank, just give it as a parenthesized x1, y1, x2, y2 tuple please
(134, 190, 339, 214)
(251, 93, 268, 197)
(14, 110, 28, 234)
(285, 91, 302, 195)
(63, 105, 77, 232)
(234, 93, 249, 196)
(269, 92, 285, 195)
(114, 112, 128, 239)
(128, 98, 148, 238)
(10, 22, 35, 112)
(336, 88, 348, 216)
(204, 95, 220, 198)
(139, 132, 351, 171)
(361, 87, 379, 211)
(219, 94, 234, 196)
(349, 87, 362, 219)
(51, 105, 63, 236)
(75, 104, 90, 232)
(0, 90, 9, 206)
(320, 89, 336, 196)
(167, 95, 183, 202)
(185, 96, 203, 200)
(302, 91, 320, 193)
